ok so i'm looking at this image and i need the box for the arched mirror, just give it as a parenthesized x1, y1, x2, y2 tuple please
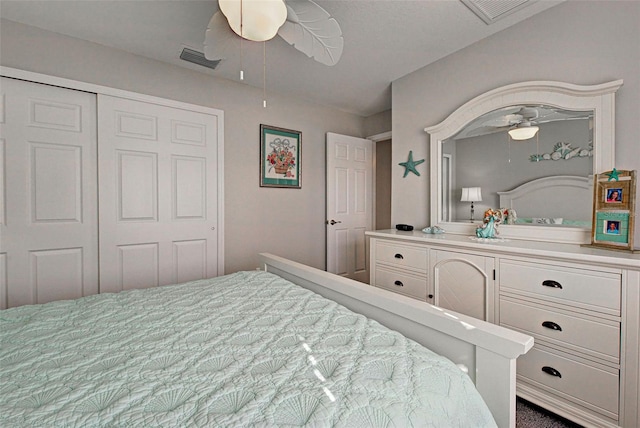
(425, 80, 623, 244)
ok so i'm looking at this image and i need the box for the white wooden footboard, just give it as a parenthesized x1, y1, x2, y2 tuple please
(259, 253, 534, 428)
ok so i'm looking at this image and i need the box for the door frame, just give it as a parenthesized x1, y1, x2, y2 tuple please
(0, 66, 225, 277)
(368, 131, 392, 233)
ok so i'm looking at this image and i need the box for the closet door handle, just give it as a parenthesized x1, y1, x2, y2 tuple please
(542, 280, 563, 289)
(542, 321, 562, 331)
(394, 280, 404, 287)
(394, 253, 404, 259)
(541, 366, 562, 378)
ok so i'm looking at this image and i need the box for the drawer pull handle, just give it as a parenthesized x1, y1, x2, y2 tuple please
(542, 321, 562, 331)
(394, 280, 404, 287)
(542, 280, 563, 289)
(541, 366, 562, 378)
(394, 253, 404, 259)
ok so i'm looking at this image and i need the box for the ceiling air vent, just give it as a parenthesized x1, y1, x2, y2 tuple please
(461, 0, 535, 24)
(180, 47, 221, 70)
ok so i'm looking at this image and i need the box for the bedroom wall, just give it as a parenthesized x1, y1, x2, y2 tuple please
(363, 109, 391, 137)
(392, 1, 640, 243)
(0, 19, 365, 273)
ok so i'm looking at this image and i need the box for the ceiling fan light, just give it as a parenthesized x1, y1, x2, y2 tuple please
(219, 0, 287, 42)
(508, 125, 539, 140)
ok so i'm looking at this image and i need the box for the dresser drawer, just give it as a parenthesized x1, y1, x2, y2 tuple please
(518, 346, 619, 417)
(375, 241, 428, 272)
(500, 260, 621, 312)
(374, 268, 427, 300)
(501, 298, 620, 360)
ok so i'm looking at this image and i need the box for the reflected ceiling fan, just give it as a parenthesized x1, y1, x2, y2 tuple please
(464, 106, 562, 140)
(204, 0, 344, 67)
(462, 105, 594, 140)
(481, 107, 541, 140)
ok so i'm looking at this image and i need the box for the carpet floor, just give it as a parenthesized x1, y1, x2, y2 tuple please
(516, 398, 584, 427)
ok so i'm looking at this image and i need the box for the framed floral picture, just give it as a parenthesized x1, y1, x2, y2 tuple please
(260, 124, 301, 188)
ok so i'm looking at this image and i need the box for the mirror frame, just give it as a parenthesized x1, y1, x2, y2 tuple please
(425, 80, 623, 244)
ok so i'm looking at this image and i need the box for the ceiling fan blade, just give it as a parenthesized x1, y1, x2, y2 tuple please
(461, 126, 508, 138)
(483, 114, 523, 127)
(278, 0, 344, 66)
(204, 11, 240, 61)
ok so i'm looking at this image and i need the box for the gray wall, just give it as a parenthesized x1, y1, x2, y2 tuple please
(364, 109, 391, 137)
(0, 19, 365, 273)
(392, 1, 640, 243)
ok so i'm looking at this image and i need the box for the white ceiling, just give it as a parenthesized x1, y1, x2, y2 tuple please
(0, 0, 563, 117)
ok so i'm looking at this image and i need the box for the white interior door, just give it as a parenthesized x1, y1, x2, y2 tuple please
(326, 132, 372, 282)
(98, 95, 221, 293)
(0, 77, 98, 308)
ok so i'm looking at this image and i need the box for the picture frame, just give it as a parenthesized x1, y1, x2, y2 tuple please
(260, 124, 301, 188)
(588, 169, 637, 251)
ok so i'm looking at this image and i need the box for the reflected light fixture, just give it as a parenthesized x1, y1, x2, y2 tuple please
(461, 187, 482, 222)
(508, 122, 539, 140)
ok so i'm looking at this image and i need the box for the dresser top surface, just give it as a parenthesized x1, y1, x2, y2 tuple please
(367, 229, 640, 269)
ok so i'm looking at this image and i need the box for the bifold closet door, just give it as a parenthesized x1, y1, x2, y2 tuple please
(98, 95, 219, 293)
(0, 77, 98, 308)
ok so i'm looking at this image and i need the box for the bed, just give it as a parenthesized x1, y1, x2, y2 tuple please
(0, 253, 533, 427)
(498, 175, 592, 227)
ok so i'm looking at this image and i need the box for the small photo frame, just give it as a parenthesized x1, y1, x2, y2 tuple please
(594, 211, 629, 245)
(605, 188, 623, 203)
(588, 169, 636, 251)
(260, 124, 301, 188)
(604, 220, 621, 235)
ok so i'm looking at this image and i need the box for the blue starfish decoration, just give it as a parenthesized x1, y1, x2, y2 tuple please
(399, 150, 425, 178)
(607, 168, 620, 181)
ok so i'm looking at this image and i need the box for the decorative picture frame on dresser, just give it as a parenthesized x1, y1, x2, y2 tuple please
(588, 169, 637, 251)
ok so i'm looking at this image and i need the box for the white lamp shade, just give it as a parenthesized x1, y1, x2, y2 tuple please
(461, 187, 482, 202)
(508, 125, 539, 140)
(219, 0, 288, 42)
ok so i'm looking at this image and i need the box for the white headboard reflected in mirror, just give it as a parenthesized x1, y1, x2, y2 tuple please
(425, 80, 623, 244)
(498, 175, 591, 227)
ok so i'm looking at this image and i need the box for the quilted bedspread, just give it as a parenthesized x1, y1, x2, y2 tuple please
(0, 270, 496, 427)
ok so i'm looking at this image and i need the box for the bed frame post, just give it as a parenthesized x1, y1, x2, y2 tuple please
(476, 348, 517, 428)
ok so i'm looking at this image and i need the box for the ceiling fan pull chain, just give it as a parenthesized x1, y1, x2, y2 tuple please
(263, 41, 267, 108)
(240, 0, 244, 80)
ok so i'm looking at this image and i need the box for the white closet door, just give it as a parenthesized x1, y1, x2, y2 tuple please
(98, 95, 219, 293)
(0, 77, 98, 308)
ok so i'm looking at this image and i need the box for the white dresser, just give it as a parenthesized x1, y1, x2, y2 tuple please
(367, 229, 640, 428)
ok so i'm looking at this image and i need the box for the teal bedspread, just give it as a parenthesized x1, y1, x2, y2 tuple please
(0, 271, 496, 427)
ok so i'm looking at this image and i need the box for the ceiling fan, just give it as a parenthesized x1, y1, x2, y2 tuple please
(462, 106, 553, 139)
(204, 0, 344, 67)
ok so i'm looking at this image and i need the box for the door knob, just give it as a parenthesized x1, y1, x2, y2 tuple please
(327, 219, 342, 225)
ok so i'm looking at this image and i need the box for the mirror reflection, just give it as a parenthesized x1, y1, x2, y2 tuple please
(442, 105, 593, 226)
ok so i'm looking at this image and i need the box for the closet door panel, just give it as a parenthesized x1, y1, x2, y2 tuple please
(99, 95, 219, 292)
(117, 150, 158, 221)
(0, 77, 98, 307)
(118, 243, 159, 290)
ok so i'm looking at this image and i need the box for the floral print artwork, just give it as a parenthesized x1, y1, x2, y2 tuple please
(260, 124, 301, 188)
(267, 138, 296, 177)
